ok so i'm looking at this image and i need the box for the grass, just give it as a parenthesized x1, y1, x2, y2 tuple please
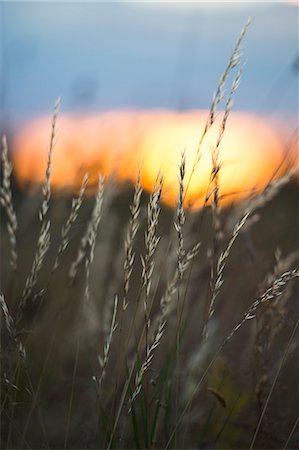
(1, 20, 299, 450)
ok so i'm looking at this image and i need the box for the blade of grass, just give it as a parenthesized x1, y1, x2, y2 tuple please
(250, 318, 299, 449)
(213, 392, 242, 446)
(283, 414, 299, 450)
(126, 363, 142, 450)
(64, 332, 80, 449)
(198, 362, 228, 447)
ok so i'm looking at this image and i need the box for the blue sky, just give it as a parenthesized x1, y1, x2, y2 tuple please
(0, 1, 298, 128)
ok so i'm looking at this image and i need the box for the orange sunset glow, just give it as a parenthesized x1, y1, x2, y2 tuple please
(12, 110, 284, 208)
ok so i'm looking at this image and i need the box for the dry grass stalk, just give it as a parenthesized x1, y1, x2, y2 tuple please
(255, 249, 296, 344)
(0, 136, 18, 271)
(123, 170, 143, 310)
(39, 97, 60, 223)
(69, 177, 104, 282)
(203, 211, 250, 339)
(17, 222, 51, 328)
(83, 175, 105, 302)
(184, 18, 251, 198)
(225, 269, 299, 344)
(206, 19, 250, 134)
(0, 291, 18, 421)
(223, 169, 297, 245)
(141, 174, 163, 300)
(86, 177, 105, 263)
(126, 176, 164, 407)
(130, 162, 200, 406)
(205, 63, 246, 339)
(1, 292, 25, 361)
(111, 173, 143, 408)
(0, 292, 15, 340)
(160, 242, 201, 321)
(97, 295, 118, 388)
(53, 173, 89, 271)
(69, 175, 104, 285)
(214, 62, 245, 156)
(175, 151, 186, 280)
(246, 168, 297, 215)
(130, 319, 165, 407)
(210, 62, 245, 237)
(17, 99, 60, 327)
(258, 249, 299, 341)
(141, 175, 163, 377)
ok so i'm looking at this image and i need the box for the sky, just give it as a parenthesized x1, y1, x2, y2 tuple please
(0, 1, 298, 130)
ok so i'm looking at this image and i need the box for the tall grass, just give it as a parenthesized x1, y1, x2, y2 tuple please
(1, 20, 299, 450)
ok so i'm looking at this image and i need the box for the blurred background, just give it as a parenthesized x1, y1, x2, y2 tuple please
(0, 1, 298, 203)
(1, 2, 299, 449)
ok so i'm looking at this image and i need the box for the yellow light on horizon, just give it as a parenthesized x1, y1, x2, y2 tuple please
(12, 110, 284, 208)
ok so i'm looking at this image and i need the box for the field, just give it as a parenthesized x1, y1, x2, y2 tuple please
(1, 18, 299, 450)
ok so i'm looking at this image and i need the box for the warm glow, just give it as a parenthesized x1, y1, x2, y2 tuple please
(13, 110, 284, 207)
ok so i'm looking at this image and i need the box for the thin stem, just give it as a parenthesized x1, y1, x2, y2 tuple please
(64, 333, 80, 449)
(283, 415, 299, 450)
(250, 318, 299, 450)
